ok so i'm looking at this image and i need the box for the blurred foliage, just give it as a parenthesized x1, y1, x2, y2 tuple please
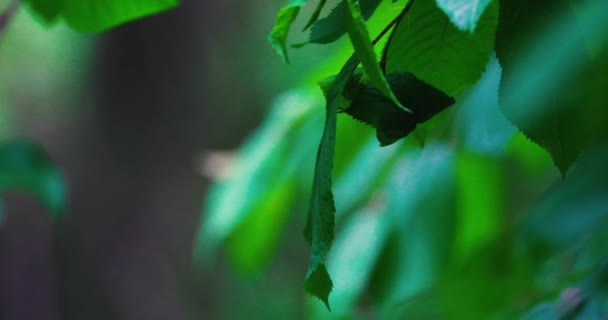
(2, 0, 608, 318)
(198, 0, 608, 318)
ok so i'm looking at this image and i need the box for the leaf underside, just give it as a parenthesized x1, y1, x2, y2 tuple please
(343, 72, 455, 146)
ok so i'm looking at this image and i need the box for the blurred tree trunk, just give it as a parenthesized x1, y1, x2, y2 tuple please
(51, 1, 260, 319)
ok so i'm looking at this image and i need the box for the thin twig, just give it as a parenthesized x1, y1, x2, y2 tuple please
(379, 0, 416, 73)
(0, 0, 20, 39)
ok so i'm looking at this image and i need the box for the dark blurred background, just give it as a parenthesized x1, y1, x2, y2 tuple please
(0, 0, 333, 318)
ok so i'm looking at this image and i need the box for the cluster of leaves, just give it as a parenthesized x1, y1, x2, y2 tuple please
(197, 0, 608, 318)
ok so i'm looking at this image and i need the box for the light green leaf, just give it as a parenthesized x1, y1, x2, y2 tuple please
(224, 106, 322, 274)
(435, 0, 494, 32)
(385, 0, 498, 96)
(269, 0, 307, 63)
(344, 0, 409, 112)
(453, 150, 504, 264)
(0, 139, 67, 218)
(304, 55, 360, 310)
(194, 89, 322, 268)
(333, 136, 403, 218)
(25, 0, 178, 32)
(371, 144, 457, 309)
(453, 55, 515, 156)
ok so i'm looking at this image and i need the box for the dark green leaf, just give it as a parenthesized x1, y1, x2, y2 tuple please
(522, 145, 608, 252)
(296, 0, 380, 46)
(385, 0, 498, 96)
(0, 139, 66, 218)
(269, 0, 306, 63)
(342, 72, 455, 146)
(496, 0, 608, 176)
(304, 55, 360, 310)
(435, 0, 495, 32)
(344, 0, 408, 112)
(25, 0, 63, 24)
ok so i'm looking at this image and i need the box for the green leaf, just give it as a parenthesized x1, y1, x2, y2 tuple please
(344, 0, 409, 112)
(297, 0, 381, 46)
(522, 144, 608, 252)
(333, 136, 403, 217)
(224, 104, 322, 274)
(435, 0, 495, 32)
(25, 0, 178, 32)
(304, 55, 360, 310)
(342, 72, 455, 146)
(194, 89, 322, 268)
(25, 0, 63, 24)
(453, 55, 515, 156)
(385, 0, 498, 96)
(309, 207, 391, 318)
(370, 144, 457, 309)
(269, 0, 307, 63)
(0, 139, 67, 218)
(495, 0, 608, 176)
(453, 150, 504, 264)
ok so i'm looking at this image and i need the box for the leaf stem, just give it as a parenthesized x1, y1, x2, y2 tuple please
(379, 0, 416, 72)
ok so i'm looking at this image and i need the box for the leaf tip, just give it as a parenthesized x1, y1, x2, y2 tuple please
(305, 264, 333, 311)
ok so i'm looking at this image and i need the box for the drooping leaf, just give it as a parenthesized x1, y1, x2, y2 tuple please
(385, 0, 498, 96)
(342, 72, 455, 146)
(309, 207, 391, 318)
(344, 0, 409, 112)
(304, 55, 360, 310)
(296, 0, 381, 47)
(0, 139, 67, 218)
(269, 0, 306, 63)
(495, 0, 608, 176)
(435, 0, 495, 32)
(25, 0, 178, 32)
